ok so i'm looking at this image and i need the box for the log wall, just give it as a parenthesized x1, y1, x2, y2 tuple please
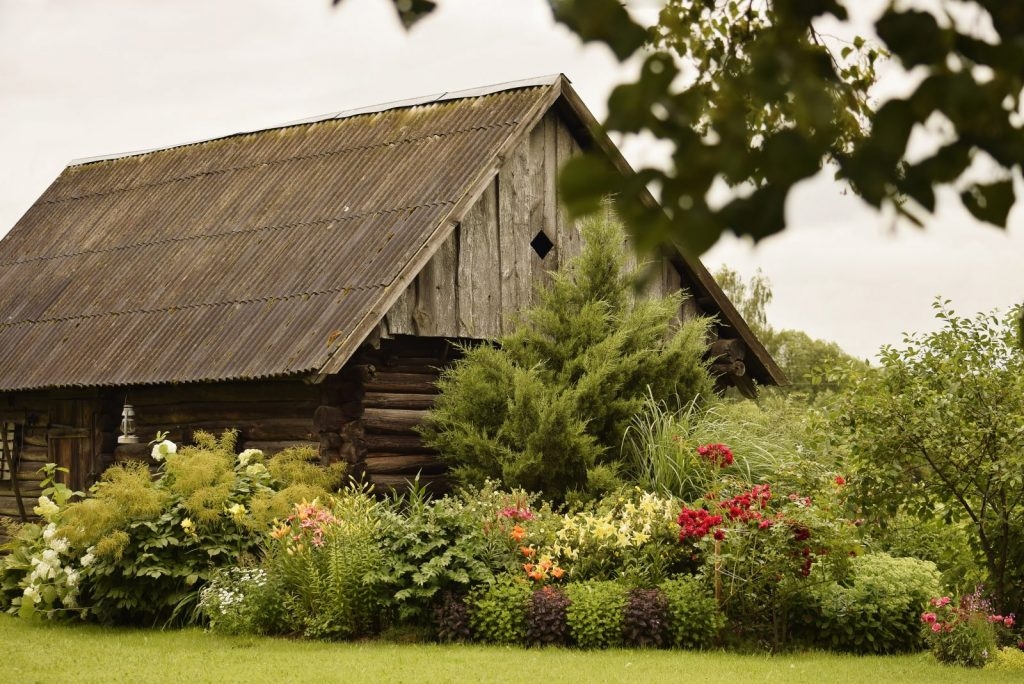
(317, 336, 455, 495)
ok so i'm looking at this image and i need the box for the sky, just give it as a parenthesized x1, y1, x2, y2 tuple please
(1, 0, 1021, 361)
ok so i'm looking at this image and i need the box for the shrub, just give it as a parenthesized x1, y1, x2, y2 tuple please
(422, 212, 713, 502)
(259, 493, 385, 639)
(432, 591, 471, 643)
(198, 566, 283, 636)
(373, 483, 555, 626)
(921, 589, 1010, 668)
(659, 576, 723, 649)
(989, 646, 1024, 671)
(526, 585, 570, 646)
(467, 576, 531, 644)
(1, 433, 344, 626)
(796, 552, 942, 654)
(565, 580, 628, 649)
(622, 587, 669, 648)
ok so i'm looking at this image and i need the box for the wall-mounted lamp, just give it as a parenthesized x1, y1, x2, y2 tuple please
(118, 403, 138, 444)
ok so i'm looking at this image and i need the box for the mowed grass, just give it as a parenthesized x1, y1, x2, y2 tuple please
(2, 614, 1017, 684)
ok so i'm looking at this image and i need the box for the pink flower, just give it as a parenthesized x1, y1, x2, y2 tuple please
(921, 612, 937, 624)
(1004, 615, 1015, 628)
(931, 622, 943, 633)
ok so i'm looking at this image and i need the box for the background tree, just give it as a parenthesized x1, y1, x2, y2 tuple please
(836, 302, 1024, 614)
(346, 0, 1023, 257)
(714, 266, 866, 398)
(420, 213, 713, 502)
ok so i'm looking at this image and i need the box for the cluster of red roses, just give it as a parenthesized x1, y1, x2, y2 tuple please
(696, 442, 734, 467)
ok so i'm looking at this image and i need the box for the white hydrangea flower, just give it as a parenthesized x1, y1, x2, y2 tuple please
(80, 547, 96, 568)
(151, 439, 177, 461)
(237, 448, 263, 467)
(42, 523, 57, 541)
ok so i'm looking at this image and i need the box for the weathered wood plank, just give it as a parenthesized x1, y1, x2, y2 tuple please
(412, 230, 459, 337)
(362, 392, 437, 410)
(362, 454, 446, 475)
(361, 434, 434, 454)
(529, 117, 554, 293)
(498, 134, 535, 333)
(542, 111, 560, 273)
(363, 372, 439, 394)
(362, 408, 428, 435)
(555, 118, 583, 267)
(383, 282, 416, 336)
(457, 179, 502, 339)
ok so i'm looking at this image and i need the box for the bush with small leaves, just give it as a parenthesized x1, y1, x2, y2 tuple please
(566, 580, 628, 649)
(467, 577, 531, 645)
(660, 576, 723, 649)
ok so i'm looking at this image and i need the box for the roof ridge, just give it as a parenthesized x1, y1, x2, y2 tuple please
(69, 75, 563, 168)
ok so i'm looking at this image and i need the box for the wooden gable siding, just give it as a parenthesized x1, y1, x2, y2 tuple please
(381, 110, 691, 341)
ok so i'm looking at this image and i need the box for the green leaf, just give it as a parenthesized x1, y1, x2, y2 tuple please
(558, 153, 623, 217)
(875, 9, 950, 67)
(550, 0, 648, 61)
(961, 179, 1015, 227)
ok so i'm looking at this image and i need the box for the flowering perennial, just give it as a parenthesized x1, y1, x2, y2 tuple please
(696, 442, 734, 467)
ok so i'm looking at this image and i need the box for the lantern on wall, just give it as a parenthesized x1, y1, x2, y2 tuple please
(118, 403, 138, 444)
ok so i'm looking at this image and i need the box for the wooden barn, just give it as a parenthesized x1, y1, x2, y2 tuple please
(0, 74, 783, 519)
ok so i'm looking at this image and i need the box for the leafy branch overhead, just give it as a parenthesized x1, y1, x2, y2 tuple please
(353, 0, 1023, 255)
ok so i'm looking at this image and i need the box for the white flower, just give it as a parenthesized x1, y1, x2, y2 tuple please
(151, 439, 177, 461)
(49, 537, 70, 555)
(80, 546, 96, 568)
(65, 569, 79, 587)
(42, 548, 59, 564)
(23, 585, 41, 604)
(237, 448, 263, 467)
(33, 496, 60, 520)
(244, 463, 267, 477)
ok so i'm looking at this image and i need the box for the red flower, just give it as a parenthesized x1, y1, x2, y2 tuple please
(835, 475, 846, 486)
(713, 529, 726, 541)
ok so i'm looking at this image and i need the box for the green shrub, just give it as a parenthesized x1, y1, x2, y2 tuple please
(929, 613, 997, 667)
(197, 566, 284, 635)
(989, 646, 1024, 671)
(566, 580, 628, 649)
(467, 576, 531, 644)
(422, 212, 713, 502)
(797, 553, 941, 654)
(373, 483, 556, 625)
(659, 576, 723, 649)
(2, 432, 343, 626)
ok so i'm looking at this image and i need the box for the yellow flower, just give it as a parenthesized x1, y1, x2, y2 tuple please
(226, 503, 247, 521)
(180, 518, 197, 536)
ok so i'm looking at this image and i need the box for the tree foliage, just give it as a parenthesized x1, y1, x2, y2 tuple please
(714, 266, 865, 397)
(420, 213, 713, 502)
(836, 302, 1024, 614)
(353, 0, 1023, 255)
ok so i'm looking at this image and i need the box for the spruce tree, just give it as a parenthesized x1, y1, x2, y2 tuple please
(421, 213, 713, 501)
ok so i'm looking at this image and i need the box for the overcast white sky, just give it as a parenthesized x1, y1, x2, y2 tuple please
(1, 0, 1021, 360)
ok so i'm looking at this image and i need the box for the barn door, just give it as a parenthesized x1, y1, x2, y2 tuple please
(48, 399, 97, 493)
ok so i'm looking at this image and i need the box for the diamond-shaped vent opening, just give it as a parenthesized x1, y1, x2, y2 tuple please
(530, 230, 554, 259)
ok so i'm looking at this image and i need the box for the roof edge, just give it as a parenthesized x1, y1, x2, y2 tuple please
(69, 74, 565, 167)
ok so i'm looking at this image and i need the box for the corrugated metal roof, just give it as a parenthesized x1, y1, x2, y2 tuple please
(0, 81, 555, 391)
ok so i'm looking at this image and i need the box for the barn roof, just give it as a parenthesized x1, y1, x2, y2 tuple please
(0, 74, 783, 392)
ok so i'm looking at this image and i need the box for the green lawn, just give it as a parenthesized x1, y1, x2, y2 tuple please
(2, 614, 1018, 683)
